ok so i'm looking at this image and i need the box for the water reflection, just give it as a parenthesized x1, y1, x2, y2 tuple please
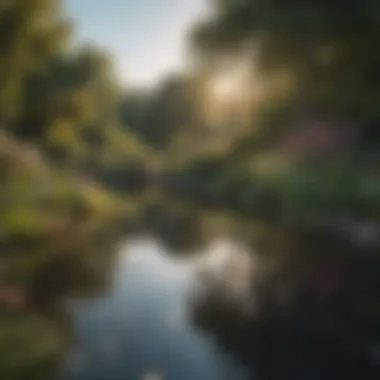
(3, 198, 380, 380)
(60, 237, 249, 380)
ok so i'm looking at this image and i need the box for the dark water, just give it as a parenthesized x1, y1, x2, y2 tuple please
(59, 236, 250, 380)
(51, 201, 380, 380)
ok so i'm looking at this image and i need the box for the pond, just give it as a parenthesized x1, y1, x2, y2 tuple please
(59, 236, 251, 380)
(3, 202, 379, 380)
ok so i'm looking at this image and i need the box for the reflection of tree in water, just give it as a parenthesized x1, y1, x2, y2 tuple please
(191, 293, 380, 380)
(139, 198, 276, 254)
(0, 234, 122, 379)
(29, 238, 120, 307)
(140, 201, 207, 253)
(189, 237, 380, 380)
(0, 306, 72, 380)
(95, 203, 380, 380)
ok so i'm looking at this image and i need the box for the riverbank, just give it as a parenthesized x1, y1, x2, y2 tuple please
(0, 132, 140, 378)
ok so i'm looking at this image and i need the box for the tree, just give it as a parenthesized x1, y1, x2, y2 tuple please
(120, 74, 197, 148)
(169, 0, 380, 225)
(16, 46, 121, 146)
(0, 0, 149, 177)
(192, 0, 380, 124)
(0, 0, 71, 123)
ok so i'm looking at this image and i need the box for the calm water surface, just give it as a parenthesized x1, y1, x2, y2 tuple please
(60, 236, 250, 380)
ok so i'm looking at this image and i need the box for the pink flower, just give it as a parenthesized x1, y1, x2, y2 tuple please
(281, 120, 353, 159)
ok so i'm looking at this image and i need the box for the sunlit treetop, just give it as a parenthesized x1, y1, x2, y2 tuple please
(191, 0, 380, 122)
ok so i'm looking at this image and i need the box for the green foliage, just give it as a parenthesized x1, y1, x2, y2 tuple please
(120, 74, 197, 148)
(192, 0, 380, 120)
(161, 0, 379, 228)
(0, 0, 71, 122)
(0, 0, 149, 258)
(0, 0, 149, 174)
(15, 47, 121, 152)
(0, 310, 66, 380)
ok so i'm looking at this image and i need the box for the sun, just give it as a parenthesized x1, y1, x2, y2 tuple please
(199, 55, 260, 129)
(211, 74, 242, 103)
(209, 60, 253, 104)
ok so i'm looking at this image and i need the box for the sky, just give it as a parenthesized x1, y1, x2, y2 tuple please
(64, 0, 209, 87)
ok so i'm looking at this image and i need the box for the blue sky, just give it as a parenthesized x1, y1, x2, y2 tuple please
(64, 0, 208, 87)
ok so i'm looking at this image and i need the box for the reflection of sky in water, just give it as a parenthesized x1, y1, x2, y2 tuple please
(61, 237, 249, 380)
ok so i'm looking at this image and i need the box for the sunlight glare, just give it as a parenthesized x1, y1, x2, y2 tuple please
(211, 74, 241, 103)
(210, 64, 249, 104)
